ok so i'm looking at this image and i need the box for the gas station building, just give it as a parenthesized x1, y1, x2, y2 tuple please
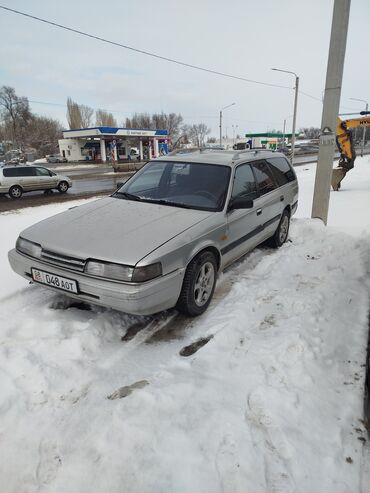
(58, 126, 169, 163)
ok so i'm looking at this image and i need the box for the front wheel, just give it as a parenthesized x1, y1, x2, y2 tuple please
(9, 185, 23, 199)
(176, 251, 217, 317)
(267, 210, 290, 248)
(57, 181, 69, 193)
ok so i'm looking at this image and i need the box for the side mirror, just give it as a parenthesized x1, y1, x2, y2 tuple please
(116, 182, 124, 189)
(229, 197, 254, 210)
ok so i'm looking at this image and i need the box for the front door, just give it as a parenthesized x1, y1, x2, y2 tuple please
(223, 163, 263, 267)
(34, 167, 55, 190)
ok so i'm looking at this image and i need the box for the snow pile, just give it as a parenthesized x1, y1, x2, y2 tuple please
(0, 219, 369, 492)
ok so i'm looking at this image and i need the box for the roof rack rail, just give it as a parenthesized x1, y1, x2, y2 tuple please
(232, 148, 274, 160)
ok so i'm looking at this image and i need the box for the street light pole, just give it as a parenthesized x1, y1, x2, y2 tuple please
(271, 68, 299, 163)
(350, 97, 368, 157)
(219, 103, 235, 145)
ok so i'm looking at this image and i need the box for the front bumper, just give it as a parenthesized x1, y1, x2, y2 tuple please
(8, 249, 185, 316)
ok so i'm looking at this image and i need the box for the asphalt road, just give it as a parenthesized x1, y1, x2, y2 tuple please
(0, 173, 131, 212)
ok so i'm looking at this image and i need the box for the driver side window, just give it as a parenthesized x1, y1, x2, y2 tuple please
(35, 167, 50, 177)
(232, 164, 258, 201)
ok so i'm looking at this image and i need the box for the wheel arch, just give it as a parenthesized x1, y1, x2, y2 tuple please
(187, 243, 221, 272)
(9, 183, 23, 191)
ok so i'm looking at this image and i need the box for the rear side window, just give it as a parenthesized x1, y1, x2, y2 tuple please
(251, 160, 278, 196)
(267, 157, 296, 186)
(232, 164, 258, 200)
(3, 167, 35, 177)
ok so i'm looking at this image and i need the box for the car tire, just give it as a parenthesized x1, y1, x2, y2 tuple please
(176, 251, 217, 317)
(9, 185, 23, 199)
(57, 181, 69, 193)
(267, 209, 290, 248)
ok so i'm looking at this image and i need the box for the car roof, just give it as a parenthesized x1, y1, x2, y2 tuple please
(156, 149, 286, 167)
(0, 164, 48, 169)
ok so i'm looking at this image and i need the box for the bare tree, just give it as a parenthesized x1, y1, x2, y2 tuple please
(79, 104, 94, 128)
(125, 112, 184, 139)
(300, 127, 321, 139)
(152, 112, 183, 140)
(0, 86, 31, 148)
(96, 109, 117, 127)
(187, 123, 211, 147)
(125, 113, 153, 129)
(66, 97, 82, 129)
(27, 115, 63, 157)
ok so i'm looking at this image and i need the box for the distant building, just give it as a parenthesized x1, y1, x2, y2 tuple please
(58, 126, 169, 162)
(245, 132, 298, 150)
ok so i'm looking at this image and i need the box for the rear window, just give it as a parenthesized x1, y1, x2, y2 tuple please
(3, 167, 35, 177)
(267, 157, 296, 186)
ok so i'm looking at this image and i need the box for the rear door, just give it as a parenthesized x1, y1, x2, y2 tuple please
(250, 160, 281, 239)
(266, 156, 298, 211)
(15, 167, 38, 191)
(223, 163, 263, 266)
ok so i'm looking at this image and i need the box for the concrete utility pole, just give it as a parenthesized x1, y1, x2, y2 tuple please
(311, 0, 351, 224)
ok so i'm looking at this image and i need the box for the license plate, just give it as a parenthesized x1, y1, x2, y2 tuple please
(31, 268, 79, 294)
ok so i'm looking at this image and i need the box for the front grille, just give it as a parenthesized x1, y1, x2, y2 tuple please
(40, 249, 86, 272)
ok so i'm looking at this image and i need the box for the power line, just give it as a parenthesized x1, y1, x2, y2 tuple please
(5, 5, 358, 123)
(0, 5, 293, 91)
(299, 91, 322, 102)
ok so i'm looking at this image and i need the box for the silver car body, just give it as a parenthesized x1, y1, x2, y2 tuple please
(0, 165, 72, 195)
(8, 150, 298, 315)
(47, 154, 67, 163)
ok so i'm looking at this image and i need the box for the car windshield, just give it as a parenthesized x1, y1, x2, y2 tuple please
(114, 160, 231, 211)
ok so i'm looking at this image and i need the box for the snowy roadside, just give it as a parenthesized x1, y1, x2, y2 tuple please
(0, 158, 369, 492)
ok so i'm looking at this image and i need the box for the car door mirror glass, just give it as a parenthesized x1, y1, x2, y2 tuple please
(229, 197, 254, 210)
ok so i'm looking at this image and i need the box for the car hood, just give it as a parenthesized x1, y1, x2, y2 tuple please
(21, 197, 212, 265)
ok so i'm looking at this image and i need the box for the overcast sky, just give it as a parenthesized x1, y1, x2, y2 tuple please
(0, 0, 369, 137)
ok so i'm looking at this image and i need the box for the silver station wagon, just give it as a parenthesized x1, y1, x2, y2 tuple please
(9, 150, 298, 316)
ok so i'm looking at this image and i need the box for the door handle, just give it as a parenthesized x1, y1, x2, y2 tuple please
(256, 208, 262, 215)
(280, 195, 284, 202)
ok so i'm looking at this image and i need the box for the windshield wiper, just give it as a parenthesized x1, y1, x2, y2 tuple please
(141, 198, 193, 209)
(114, 191, 142, 201)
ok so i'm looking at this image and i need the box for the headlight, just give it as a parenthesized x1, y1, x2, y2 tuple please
(85, 260, 162, 282)
(85, 261, 134, 282)
(16, 237, 42, 258)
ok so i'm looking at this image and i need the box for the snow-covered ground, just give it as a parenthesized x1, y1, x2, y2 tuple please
(0, 158, 370, 492)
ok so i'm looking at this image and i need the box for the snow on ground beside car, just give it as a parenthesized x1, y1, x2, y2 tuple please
(0, 158, 369, 492)
(52, 164, 103, 171)
(295, 154, 370, 235)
